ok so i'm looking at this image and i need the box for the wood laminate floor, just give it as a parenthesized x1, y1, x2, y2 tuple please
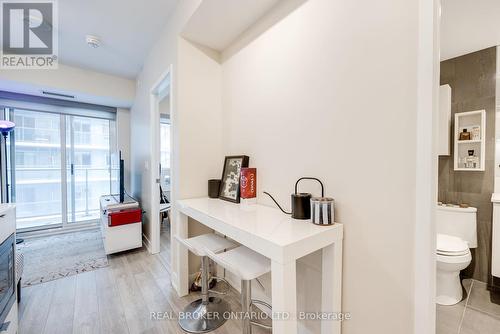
(19, 227, 270, 334)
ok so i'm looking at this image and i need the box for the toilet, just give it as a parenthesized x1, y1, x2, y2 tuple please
(436, 205, 477, 305)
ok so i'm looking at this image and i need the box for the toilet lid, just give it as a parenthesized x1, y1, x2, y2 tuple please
(437, 234, 469, 255)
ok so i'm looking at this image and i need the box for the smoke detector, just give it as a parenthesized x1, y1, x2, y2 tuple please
(86, 35, 101, 48)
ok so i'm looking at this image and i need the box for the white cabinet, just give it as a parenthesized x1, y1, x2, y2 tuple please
(492, 194, 500, 278)
(100, 195, 142, 255)
(438, 84, 452, 156)
(454, 110, 486, 171)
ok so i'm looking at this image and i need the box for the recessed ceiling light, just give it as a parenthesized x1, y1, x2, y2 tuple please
(86, 35, 101, 48)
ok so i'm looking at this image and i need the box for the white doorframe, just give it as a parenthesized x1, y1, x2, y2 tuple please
(149, 65, 173, 254)
(415, 0, 439, 333)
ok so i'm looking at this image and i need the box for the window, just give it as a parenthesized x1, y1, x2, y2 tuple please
(6, 109, 117, 230)
(160, 118, 171, 192)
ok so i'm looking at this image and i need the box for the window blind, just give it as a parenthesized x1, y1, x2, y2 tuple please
(0, 91, 116, 120)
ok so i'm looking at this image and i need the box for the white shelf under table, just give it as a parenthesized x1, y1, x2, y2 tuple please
(173, 197, 344, 334)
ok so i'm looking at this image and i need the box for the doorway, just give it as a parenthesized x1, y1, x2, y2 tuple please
(150, 66, 173, 257)
(158, 100, 171, 265)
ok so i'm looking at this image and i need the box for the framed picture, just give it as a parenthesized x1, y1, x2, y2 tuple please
(219, 155, 249, 203)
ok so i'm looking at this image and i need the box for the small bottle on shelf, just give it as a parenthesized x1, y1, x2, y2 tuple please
(465, 150, 478, 169)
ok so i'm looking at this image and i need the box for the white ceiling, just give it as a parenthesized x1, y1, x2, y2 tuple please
(182, 0, 281, 51)
(57, 0, 178, 78)
(441, 0, 500, 60)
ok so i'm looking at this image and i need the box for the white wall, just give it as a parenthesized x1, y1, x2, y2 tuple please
(130, 0, 204, 251)
(0, 63, 135, 108)
(177, 37, 226, 272)
(440, 0, 500, 61)
(220, 0, 418, 333)
(177, 38, 223, 198)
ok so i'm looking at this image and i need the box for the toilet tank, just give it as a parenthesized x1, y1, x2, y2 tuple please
(436, 205, 477, 248)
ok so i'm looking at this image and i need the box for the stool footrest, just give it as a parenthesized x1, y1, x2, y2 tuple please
(250, 299, 273, 330)
(251, 299, 272, 311)
(250, 320, 272, 330)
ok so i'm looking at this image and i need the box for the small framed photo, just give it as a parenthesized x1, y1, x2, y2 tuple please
(219, 155, 249, 203)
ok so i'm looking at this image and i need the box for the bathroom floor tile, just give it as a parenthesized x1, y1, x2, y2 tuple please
(437, 303, 465, 334)
(467, 280, 500, 318)
(463, 278, 473, 294)
(459, 308, 500, 334)
(436, 279, 472, 334)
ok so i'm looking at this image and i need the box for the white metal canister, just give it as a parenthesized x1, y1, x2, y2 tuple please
(310, 197, 335, 225)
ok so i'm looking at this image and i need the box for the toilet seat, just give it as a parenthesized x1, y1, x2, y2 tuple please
(437, 234, 469, 256)
(437, 252, 471, 264)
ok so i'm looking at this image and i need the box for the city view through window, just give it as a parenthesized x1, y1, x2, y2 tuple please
(7, 109, 117, 230)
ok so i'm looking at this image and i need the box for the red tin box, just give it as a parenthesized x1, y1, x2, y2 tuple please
(240, 168, 257, 199)
(108, 208, 142, 227)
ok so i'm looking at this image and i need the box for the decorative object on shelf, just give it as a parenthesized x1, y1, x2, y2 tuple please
(219, 155, 249, 203)
(208, 179, 221, 198)
(459, 128, 471, 141)
(471, 126, 481, 140)
(240, 168, 257, 204)
(464, 149, 479, 169)
(263, 177, 325, 220)
(459, 150, 479, 169)
(311, 197, 335, 225)
(292, 177, 324, 219)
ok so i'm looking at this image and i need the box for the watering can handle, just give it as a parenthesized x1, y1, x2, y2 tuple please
(295, 177, 324, 197)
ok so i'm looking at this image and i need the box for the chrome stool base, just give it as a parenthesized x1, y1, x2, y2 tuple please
(178, 297, 230, 333)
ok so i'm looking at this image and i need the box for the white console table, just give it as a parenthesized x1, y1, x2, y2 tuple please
(174, 197, 343, 334)
(100, 195, 142, 255)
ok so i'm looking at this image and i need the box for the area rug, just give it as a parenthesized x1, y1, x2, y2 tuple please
(17, 229, 109, 287)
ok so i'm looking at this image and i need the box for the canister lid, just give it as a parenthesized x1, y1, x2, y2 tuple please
(293, 193, 311, 197)
(311, 197, 334, 202)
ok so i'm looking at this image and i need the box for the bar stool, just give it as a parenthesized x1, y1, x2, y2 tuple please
(205, 246, 272, 334)
(176, 233, 237, 333)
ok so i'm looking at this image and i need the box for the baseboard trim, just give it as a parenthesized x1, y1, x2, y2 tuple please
(18, 224, 99, 239)
(171, 271, 179, 295)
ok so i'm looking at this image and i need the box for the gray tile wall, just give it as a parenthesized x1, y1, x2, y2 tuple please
(439, 47, 497, 283)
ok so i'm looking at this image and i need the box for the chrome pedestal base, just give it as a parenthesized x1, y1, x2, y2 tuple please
(178, 297, 230, 333)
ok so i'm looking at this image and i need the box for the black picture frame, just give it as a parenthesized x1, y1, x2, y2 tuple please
(218, 155, 249, 203)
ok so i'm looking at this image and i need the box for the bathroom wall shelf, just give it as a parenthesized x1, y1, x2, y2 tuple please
(454, 110, 486, 171)
(457, 139, 482, 144)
